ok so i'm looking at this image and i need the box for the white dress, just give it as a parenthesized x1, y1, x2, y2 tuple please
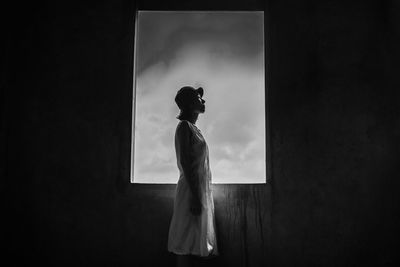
(167, 120, 218, 257)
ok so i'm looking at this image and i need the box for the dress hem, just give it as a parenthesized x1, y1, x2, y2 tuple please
(168, 249, 219, 258)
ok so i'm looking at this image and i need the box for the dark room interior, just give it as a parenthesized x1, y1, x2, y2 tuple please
(3, 0, 399, 266)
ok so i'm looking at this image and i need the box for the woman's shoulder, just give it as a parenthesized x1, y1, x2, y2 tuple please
(177, 120, 196, 135)
(178, 120, 193, 127)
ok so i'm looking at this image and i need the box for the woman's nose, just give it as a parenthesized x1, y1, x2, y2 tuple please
(201, 99, 205, 104)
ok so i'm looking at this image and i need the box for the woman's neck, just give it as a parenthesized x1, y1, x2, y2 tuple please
(179, 111, 199, 124)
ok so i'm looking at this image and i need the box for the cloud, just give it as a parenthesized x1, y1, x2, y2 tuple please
(136, 11, 264, 73)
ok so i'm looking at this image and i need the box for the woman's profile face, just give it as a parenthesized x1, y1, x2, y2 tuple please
(192, 93, 206, 114)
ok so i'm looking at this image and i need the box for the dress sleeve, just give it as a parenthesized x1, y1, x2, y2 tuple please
(176, 121, 200, 199)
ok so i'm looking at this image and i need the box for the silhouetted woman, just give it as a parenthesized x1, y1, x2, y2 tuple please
(168, 86, 218, 267)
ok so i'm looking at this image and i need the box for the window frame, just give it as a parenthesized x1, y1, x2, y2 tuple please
(129, 6, 271, 185)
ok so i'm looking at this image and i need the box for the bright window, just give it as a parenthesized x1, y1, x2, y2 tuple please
(131, 11, 265, 183)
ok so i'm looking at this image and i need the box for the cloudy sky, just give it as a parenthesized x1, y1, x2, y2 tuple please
(132, 11, 265, 184)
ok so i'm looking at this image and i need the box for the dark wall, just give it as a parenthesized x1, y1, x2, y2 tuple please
(3, 0, 399, 266)
(268, 1, 399, 266)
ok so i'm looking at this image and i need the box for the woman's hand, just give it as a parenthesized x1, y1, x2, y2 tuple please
(190, 197, 202, 216)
